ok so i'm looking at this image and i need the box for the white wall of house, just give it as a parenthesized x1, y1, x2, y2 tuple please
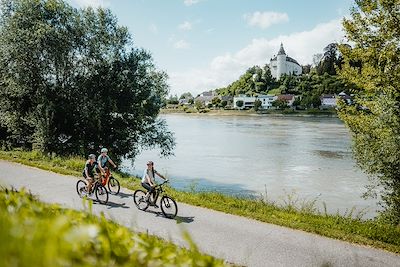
(234, 95, 277, 109)
(321, 97, 337, 107)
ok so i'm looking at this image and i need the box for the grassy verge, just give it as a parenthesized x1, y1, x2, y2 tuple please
(0, 187, 227, 267)
(0, 150, 399, 254)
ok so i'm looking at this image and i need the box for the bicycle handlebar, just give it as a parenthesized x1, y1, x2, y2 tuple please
(155, 180, 169, 189)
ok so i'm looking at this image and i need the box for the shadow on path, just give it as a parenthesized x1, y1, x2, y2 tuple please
(145, 209, 195, 224)
(114, 191, 132, 199)
(92, 200, 130, 209)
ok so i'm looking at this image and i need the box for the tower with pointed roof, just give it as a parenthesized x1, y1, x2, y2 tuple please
(269, 43, 302, 79)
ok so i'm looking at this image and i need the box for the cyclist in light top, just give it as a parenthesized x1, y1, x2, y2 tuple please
(97, 148, 117, 175)
(142, 161, 167, 206)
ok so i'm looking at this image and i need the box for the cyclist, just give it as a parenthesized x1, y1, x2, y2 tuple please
(82, 154, 98, 195)
(97, 148, 117, 176)
(141, 161, 167, 207)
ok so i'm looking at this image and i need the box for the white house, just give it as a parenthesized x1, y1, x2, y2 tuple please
(234, 94, 277, 109)
(195, 91, 216, 106)
(277, 94, 296, 107)
(269, 43, 302, 79)
(320, 94, 337, 108)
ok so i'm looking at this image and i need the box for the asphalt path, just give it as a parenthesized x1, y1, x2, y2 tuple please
(0, 160, 399, 267)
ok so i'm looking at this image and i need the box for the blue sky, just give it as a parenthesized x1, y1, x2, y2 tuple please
(67, 0, 354, 96)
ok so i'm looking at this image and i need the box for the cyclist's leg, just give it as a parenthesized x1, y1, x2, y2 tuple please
(141, 182, 153, 200)
(86, 177, 94, 193)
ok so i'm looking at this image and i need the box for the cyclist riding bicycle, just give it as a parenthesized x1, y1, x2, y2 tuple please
(82, 154, 98, 195)
(97, 148, 117, 176)
(141, 161, 167, 208)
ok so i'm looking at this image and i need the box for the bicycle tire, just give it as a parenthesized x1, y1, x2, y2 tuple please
(107, 176, 120, 195)
(76, 180, 87, 198)
(133, 190, 149, 211)
(95, 184, 109, 204)
(160, 195, 178, 218)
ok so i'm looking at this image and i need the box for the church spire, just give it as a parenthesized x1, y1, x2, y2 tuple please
(277, 43, 286, 55)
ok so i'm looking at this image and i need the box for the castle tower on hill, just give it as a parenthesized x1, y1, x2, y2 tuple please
(269, 43, 302, 79)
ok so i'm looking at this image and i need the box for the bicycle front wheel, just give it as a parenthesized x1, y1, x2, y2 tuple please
(95, 184, 109, 204)
(76, 180, 87, 198)
(160, 196, 178, 218)
(133, 190, 149, 211)
(107, 177, 120, 195)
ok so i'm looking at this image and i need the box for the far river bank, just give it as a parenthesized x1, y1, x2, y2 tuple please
(160, 108, 338, 117)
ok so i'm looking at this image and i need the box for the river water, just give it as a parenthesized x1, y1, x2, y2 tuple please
(121, 114, 378, 217)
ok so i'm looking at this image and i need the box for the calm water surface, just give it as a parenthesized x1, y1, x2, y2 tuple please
(121, 114, 378, 217)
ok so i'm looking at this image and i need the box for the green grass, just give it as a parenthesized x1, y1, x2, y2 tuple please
(1, 150, 400, 254)
(0, 187, 227, 267)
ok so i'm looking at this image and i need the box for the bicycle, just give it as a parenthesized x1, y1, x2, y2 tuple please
(133, 180, 178, 219)
(76, 174, 109, 204)
(101, 167, 120, 195)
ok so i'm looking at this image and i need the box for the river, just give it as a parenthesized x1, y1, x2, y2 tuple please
(121, 114, 378, 218)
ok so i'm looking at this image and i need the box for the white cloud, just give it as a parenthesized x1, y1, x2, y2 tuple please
(243, 11, 289, 29)
(184, 0, 199, 6)
(174, 40, 190, 49)
(178, 21, 192, 31)
(73, 0, 109, 7)
(169, 19, 345, 96)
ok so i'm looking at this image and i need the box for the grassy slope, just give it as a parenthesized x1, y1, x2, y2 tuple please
(0, 150, 399, 254)
(0, 188, 227, 267)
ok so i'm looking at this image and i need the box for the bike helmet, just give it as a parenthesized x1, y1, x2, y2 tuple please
(101, 148, 108, 153)
(88, 154, 96, 159)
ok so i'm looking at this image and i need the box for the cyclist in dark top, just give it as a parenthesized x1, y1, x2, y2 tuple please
(82, 154, 98, 194)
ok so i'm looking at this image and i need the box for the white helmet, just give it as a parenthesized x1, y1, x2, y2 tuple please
(101, 148, 108, 153)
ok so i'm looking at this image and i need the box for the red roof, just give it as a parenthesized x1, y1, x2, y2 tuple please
(278, 94, 294, 101)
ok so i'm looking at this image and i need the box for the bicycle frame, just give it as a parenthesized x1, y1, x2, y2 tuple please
(101, 167, 111, 186)
(149, 181, 168, 203)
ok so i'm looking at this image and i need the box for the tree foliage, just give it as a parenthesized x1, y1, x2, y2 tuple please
(338, 0, 400, 223)
(0, 0, 174, 159)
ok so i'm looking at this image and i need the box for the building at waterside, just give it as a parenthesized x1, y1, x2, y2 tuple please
(269, 43, 302, 79)
(233, 94, 277, 109)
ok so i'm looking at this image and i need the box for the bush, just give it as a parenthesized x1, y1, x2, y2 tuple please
(0, 188, 226, 267)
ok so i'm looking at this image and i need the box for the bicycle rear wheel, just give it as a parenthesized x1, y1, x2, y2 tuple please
(133, 190, 149, 211)
(107, 176, 120, 195)
(76, 180, 87, 198)
(160, 196, 178, 218)
(95, 184, 109, 204)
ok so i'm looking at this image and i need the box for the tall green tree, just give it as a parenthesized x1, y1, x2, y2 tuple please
(0, 0, 174, 160)
(338, 0, 400, 223)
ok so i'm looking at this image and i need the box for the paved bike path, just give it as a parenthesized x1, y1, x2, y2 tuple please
(0, 160, 399, 267)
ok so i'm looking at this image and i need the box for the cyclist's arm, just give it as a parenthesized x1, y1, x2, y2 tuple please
(108, 158, 117, 168)
(154, 170, 167, 180)
(84, 162, 90, 179)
